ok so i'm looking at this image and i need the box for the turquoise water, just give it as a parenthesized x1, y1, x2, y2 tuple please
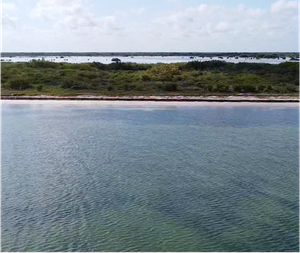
(1, 102, 299, 252)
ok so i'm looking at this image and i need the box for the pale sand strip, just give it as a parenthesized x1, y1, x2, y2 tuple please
(1, 95, 299, 103)
(1, 99, 299, 107)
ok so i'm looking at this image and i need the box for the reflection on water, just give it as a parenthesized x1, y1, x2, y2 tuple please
(2, 103, 299, 252)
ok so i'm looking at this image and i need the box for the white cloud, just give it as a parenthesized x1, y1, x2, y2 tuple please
(2, 3, 16, 12)
(130, 8, 145, 16)
(1, 0, 298, 52)
(30, 0, 125, 34)
(148, 0, 298, 51)
(271, 0, 298, 12)
(30, 0, 97, 28)
(214, 22, 231, 33)
(165, 0, 181, 4)
(1, 2, 18, 29)
(2, 14, 18, 29)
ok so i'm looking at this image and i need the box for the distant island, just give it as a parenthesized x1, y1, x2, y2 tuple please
(1, 59, 299, 101)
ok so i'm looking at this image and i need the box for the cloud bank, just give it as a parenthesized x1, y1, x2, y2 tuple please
(1, 0, 298, 52)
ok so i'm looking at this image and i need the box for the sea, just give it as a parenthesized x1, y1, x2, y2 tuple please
(1, 101, 299, 252)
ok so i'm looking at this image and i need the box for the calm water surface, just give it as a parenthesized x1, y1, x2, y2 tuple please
(2, 102, 299, 252)
(1, 55, 293, 64)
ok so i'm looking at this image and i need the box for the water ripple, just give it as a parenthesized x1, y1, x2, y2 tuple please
(2, 104, 299, 252)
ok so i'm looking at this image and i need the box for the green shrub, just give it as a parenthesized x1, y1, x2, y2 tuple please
(184, 60, 227, 71)
(272, 86, 286, 93)
(46, 80, 61, 86)
(286, 85, 298, 92)
(162, 83, 177, 91)
(204, 84, 214, 92)
(265, 85, 272, 92)
(36, 85, 43, 91)
(8, 78, 32, 90)
(134, 84, 144, 91)
(141, 74, 151, 81)
(256, 84, 265, 92)
(123, 84, 130, 91)
(61, 79, 75, 89)
(29, 59, 58, 68)
(294, 78, 300, 86)
(1, 60, 298, 96)
(78, 71, 98, 79)
(233, 83, 256, 93)
(69, 63, 94, 71)
(190, 71, 199, 77)
(146, 64, 181, 81)
(61, 78, 83, 89)
(217, 84, 229, 92)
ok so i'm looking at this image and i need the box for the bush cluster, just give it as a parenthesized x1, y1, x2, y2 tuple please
(1, 60, 299, 95)
(7, 78, 32, 90)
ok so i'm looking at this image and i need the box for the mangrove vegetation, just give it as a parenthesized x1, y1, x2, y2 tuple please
(1, 60, 299, 96)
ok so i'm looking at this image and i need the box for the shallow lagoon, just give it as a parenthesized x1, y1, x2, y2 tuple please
(1, 55, 294, 64)
(2, 101, 299, 252)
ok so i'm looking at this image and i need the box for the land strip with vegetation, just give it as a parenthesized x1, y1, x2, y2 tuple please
(1, 60, 299, 96)
(2, 52, 299, 59)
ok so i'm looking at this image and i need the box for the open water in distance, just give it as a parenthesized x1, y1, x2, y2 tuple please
(1, 55, 295, 64)
(1, 101, 299, 252)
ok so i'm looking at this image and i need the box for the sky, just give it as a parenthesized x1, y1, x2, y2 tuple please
(1, 0, 299, 52)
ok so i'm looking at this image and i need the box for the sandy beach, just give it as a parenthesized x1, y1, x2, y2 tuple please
(2, 98, 299, 108)
(1, 94, 299, 103)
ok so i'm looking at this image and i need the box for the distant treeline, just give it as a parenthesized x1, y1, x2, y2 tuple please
(1, 60, 299, 96)
(1, 52, 299, 59)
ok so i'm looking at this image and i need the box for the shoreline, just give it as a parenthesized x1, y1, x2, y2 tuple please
(1, 95, 299, 103)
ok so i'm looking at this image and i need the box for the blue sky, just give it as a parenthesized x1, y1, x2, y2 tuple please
(1, 0, 299, 52)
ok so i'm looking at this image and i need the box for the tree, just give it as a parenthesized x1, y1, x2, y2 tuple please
(111, 58, 121, 63)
